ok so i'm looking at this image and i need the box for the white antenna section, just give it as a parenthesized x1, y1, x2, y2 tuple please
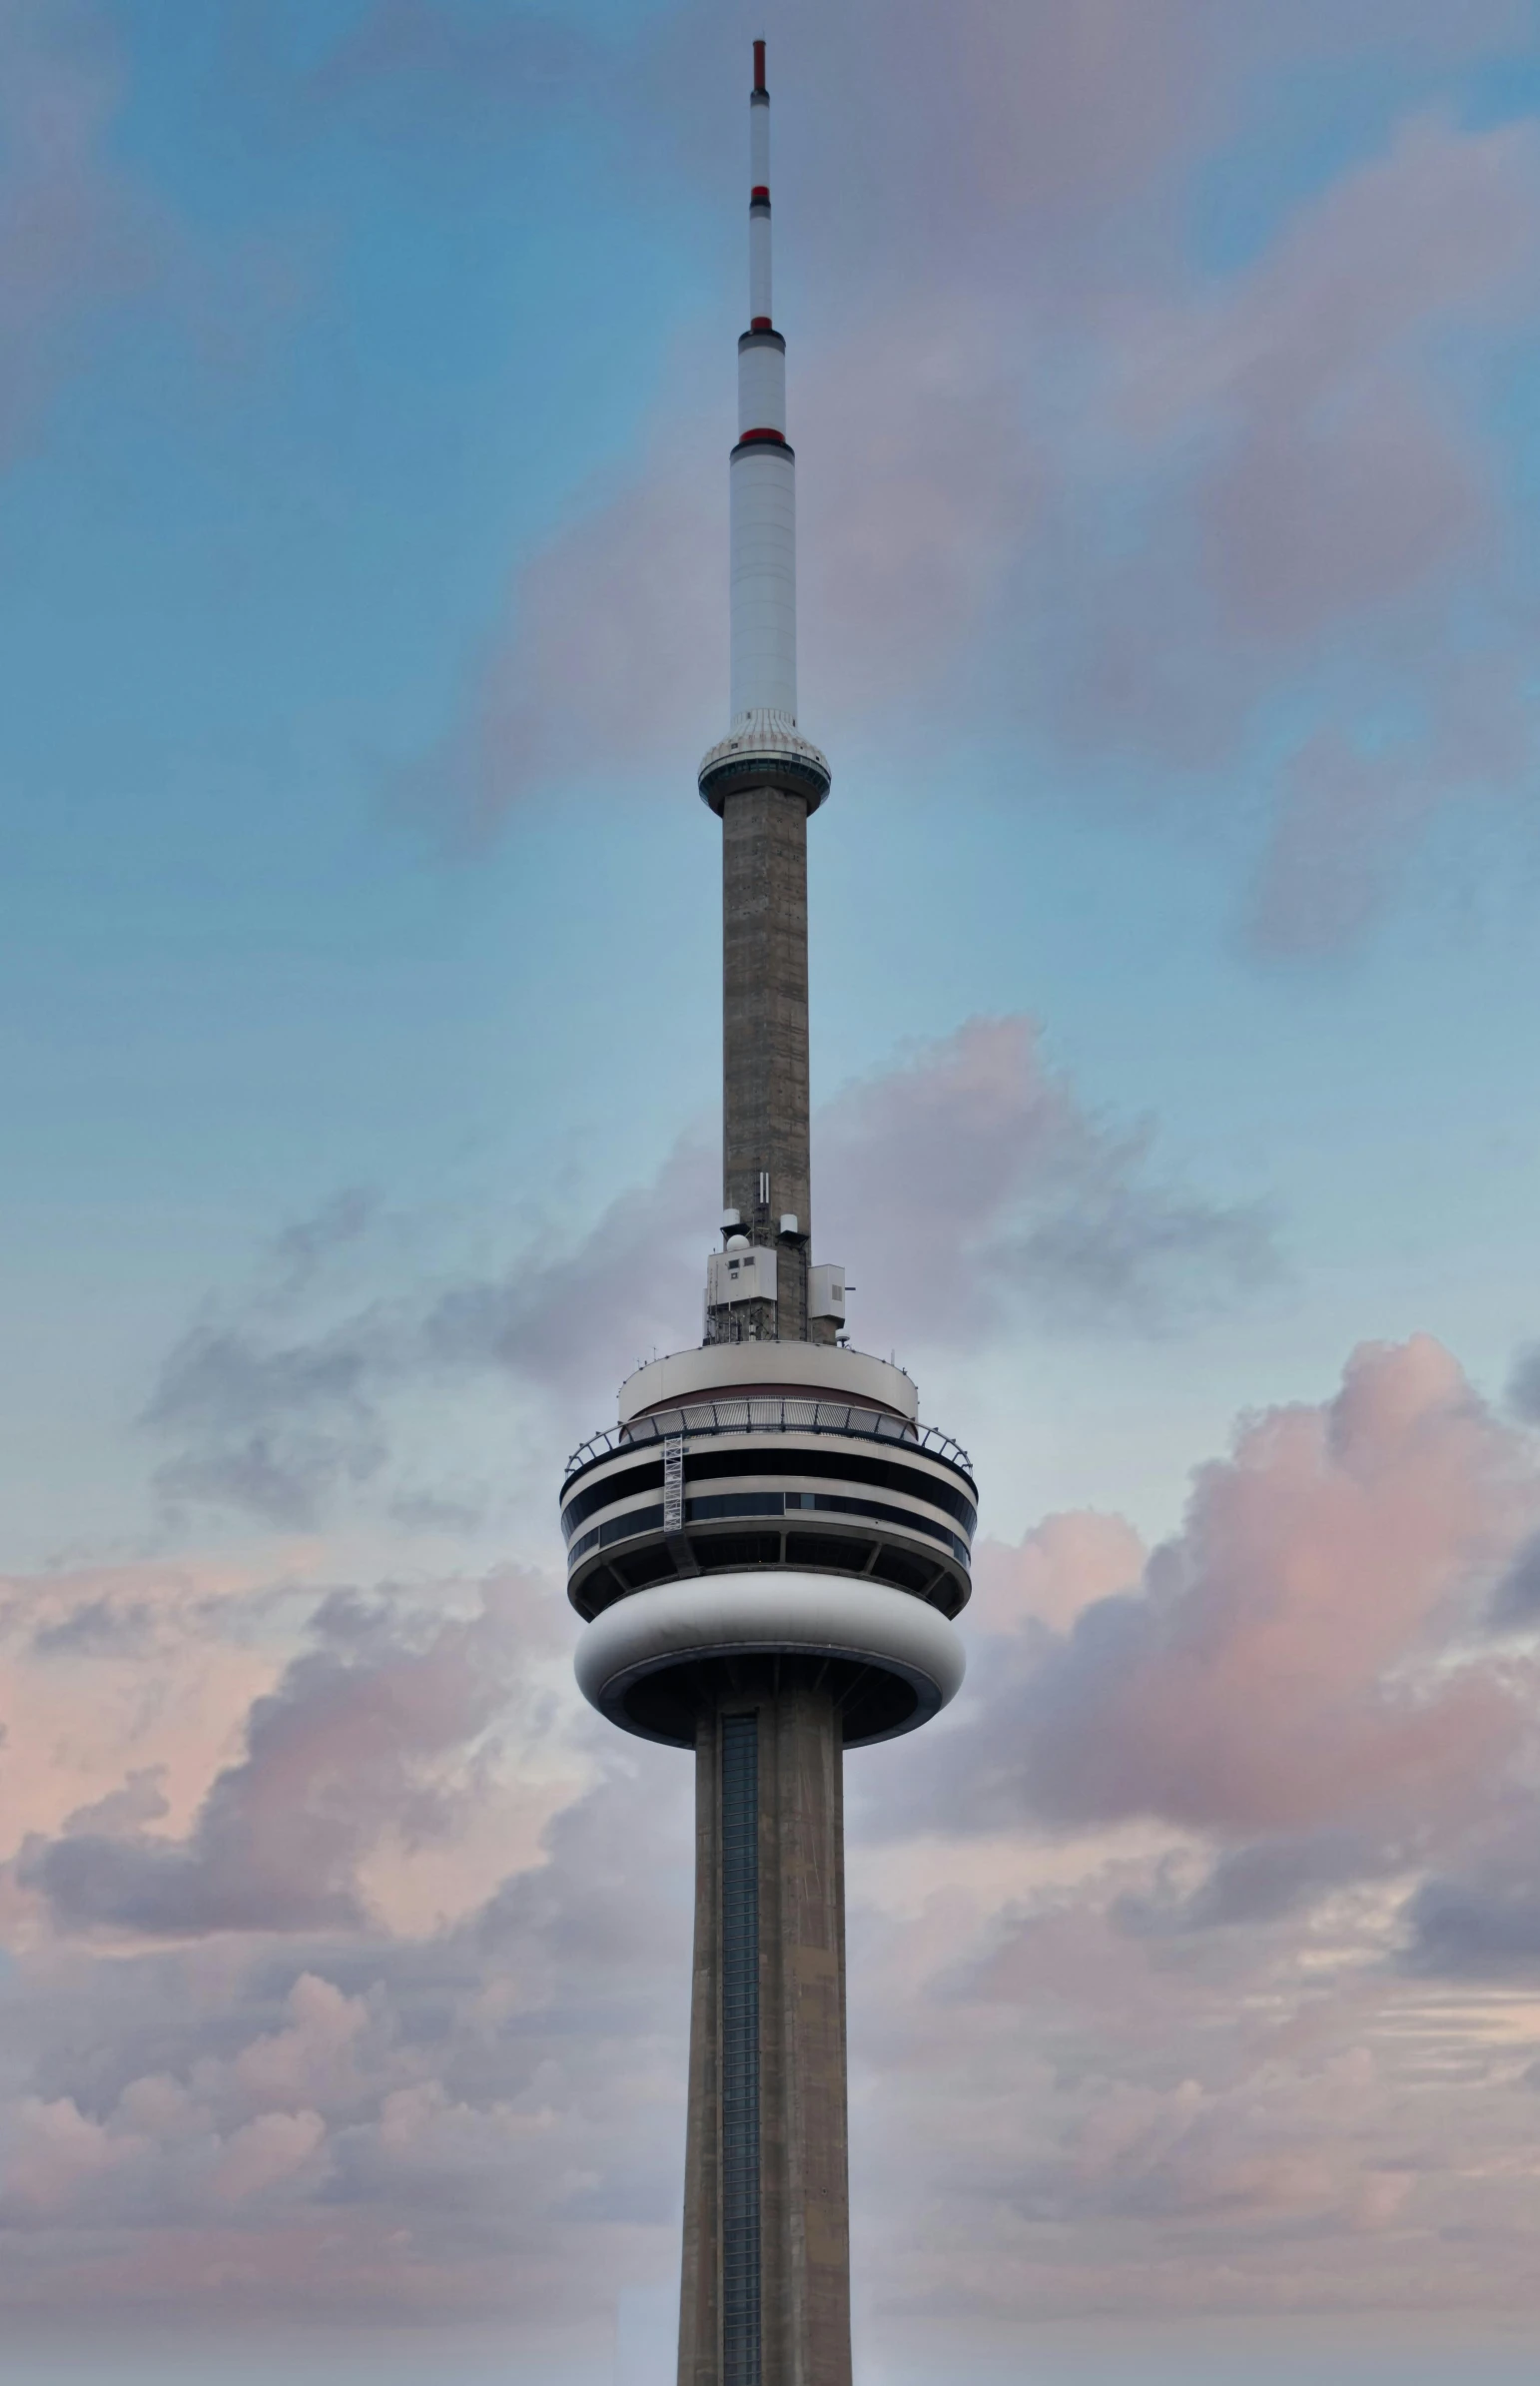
(731, 39, 796, 728)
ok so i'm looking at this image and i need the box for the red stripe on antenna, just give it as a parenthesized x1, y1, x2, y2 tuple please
(753, 39, 767, 94)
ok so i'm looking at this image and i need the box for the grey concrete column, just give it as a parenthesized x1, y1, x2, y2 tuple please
(677, 1673, 853, 2386)
(721, 786, 813, 1342)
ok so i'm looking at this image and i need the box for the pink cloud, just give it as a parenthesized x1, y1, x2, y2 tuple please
(6, 1335, 1540, 2334)
(209, 2108, 327, 2204)
(817, 1016, 1271, 1348)
(12, 1569, 564, 1939)
(984, 1337, 1535, 1839)
(971, 1509, 1147, 1636)
(1108, 112, 1537, 650)
(2, 2095, 139, 2218)
(230, 1974, 374, 2111)
(392, 18, 1540, 954)
(0, 1, 175, 465)
(397, 294, 1038, 837)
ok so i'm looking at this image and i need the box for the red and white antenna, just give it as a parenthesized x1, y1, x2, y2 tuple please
(728, 36, 796, 734)
(697, 38, 830, 806)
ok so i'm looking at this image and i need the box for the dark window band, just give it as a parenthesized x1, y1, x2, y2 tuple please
(562, 1445, 976, 1541)
(567, 1492, 969, 1569)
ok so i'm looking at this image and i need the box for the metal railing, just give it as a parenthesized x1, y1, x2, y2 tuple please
(563, 1397, 973, 1486)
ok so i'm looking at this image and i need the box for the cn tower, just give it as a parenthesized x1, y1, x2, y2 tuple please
(566, 42, 974, 2385)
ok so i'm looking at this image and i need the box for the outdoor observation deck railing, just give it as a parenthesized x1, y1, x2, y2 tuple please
(562, 1398, 974, 1492)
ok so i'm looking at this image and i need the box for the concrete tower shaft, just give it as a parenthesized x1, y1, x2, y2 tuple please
(678, 1685, 850, 2386)
(721, 785, 815, 1340)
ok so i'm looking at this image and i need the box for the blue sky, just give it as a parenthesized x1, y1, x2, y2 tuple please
(5, 2, 1540, 2379)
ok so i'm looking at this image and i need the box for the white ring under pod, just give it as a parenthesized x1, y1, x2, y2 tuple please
(574, 1570, 965, 1747)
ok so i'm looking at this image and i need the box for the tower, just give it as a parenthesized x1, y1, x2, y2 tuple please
(566, 43, 973, 2385)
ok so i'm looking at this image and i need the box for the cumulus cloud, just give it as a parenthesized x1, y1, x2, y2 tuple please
(960, 1336, 1531, 1840)
(969, 1508, 1147, 1638)
(10, 1334, 1540, 2333)
(16, 1573, 551, 1938)
(209, 2106, 327, 2204)
(0, 1745, 695, 2318)
(1, 2094, 139, 2219)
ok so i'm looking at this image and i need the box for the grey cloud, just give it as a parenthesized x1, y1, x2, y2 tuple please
(263, 1188, 378, 1302)
(871, 1338, 1527, 1848)
(61, 1769, 170, 1843)
(1243, 731, 1440, 960)
(0, 1754, 693, 2320)
(6, 1501, 1540, 2328)
(140, 1137, 715, 1524)
(1402, 1873, 1540, 1977)
(1507, 1341, 1540, 1421)
(280, 0, 594, 138)
(819, 1019, 1275, 1353)
(30, 1597, 156, 1660)
(1117, 1830, 1391, 1936)
(20, 1579, 534, 1939)
(142, 1026, 1270, 1526)
(144, 1321, 391, 1528)
(1490, 1529, 1540, 1625)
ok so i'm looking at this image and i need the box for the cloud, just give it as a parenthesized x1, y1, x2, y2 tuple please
(229, 1973, 373, 2109)
(0, 0, 160, 464)
(1401, 1865, 1540, 1977)
(1243, 729, 1447, 958)
(920, 1337, 1534, 1842)
(1508, 1340, 1540, 1421)
(209, 2106, 327, 2204)
(382, 7, 1540, 954)
(392, 428, 725, 839)
(139, 1024, 1270, 1528)
(817, 1017, 1275, 1348)
(17, 1574, 545, 1938)
(1040, 112, 1540, 953)
(1111, 114, 1529, 640)
(0, 0, 289, 470)
(0, 1748, 696, 2317)
(1489, 1528, 1540, 1624)
(144, 1320, 393, 1529)
(1120, 1828, 1393, 1935)
(969, 1509, 1147, 1638)
(29, 1596, 157, 1660)
(10, 1332, 1540, 2331)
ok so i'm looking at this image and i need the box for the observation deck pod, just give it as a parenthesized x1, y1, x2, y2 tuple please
(698, 712, 832, 816)
(563, 1344, 971, 1749)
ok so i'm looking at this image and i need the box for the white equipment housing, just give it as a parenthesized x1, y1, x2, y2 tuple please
(809, 1262, 846, 1322)
(707, 1244, 779, 1307)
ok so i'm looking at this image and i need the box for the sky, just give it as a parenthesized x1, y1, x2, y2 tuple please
(5, 0, 1540, 2377)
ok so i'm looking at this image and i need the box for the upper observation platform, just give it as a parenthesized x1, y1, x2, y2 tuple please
(562, 1341, 976, 1628)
